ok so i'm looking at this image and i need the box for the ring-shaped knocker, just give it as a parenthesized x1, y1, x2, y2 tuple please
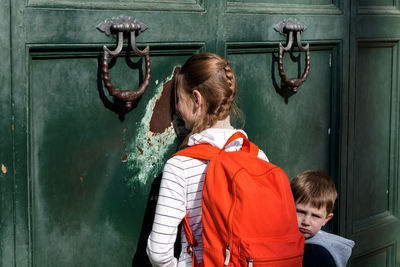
(97, 16, 151, 111)
(274, 18, 310, 94)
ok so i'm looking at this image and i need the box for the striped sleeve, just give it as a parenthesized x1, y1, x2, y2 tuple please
(147, 156, 187, 267)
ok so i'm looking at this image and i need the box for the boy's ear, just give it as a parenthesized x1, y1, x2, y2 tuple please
(322, 213, 334, 226)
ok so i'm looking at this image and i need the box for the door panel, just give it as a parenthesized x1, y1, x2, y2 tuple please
(27, 0, 205, 11)
(358, 0, 394, 8)
(349, 41, 400, 265)
(227, 45, 336, 179)
(349, 1, 400, 266)
(29, 47, 204, 265)
(354, 43, 396, 223)
(352, 245, 395, 267)
(226, 0, 342, 14)
(30, 53, 143, 265)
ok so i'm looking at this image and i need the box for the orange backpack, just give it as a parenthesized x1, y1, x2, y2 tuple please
(173, 132, 304, 267)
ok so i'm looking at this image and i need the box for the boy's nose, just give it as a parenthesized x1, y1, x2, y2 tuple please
(301, 216, 311, 226)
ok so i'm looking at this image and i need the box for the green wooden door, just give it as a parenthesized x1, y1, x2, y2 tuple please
(348, 1, 400, 266)
(0, 0, 399, 266)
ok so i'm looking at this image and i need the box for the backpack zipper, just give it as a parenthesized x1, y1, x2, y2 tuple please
(224, 170, 240, 266)
(243, 254, 303, 264)
(224, 244, 231, 265)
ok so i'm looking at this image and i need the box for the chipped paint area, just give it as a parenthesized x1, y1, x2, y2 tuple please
(125, 70, 178, 186)
(1, 164, 6, 174)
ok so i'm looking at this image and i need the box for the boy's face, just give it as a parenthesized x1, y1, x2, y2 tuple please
(295, 202, 333, 239)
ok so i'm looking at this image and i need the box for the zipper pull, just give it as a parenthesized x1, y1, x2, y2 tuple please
(247, 258, 253, 267)
(224, 244, 231, 265)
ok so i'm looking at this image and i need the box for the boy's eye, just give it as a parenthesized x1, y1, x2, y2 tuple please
(296, 210, 305, 214)
(312, 214, 322, 219)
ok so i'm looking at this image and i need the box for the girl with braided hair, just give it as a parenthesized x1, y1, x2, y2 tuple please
(146, 52, 269, 266)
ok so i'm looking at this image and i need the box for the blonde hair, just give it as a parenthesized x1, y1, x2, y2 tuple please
(175, 52, 241, 144)
(291, 170, 338, 214)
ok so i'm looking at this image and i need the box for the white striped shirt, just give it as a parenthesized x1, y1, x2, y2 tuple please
(147, 128, 268, 267)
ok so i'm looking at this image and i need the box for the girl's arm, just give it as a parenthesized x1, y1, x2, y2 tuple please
(147, 157, 187, 267)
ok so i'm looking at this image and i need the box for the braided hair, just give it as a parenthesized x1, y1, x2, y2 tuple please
(175, 52, 240, 145)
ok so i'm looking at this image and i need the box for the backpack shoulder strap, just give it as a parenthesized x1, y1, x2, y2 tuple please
(222, 131, 259, 157)
(249, 141, 259, 157)
(182, 216, 200, 267)
(174, 132, 260, 160)
(173, 143, 221, 161)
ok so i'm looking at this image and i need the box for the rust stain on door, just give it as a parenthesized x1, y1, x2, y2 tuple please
(125, 67, 181, 186)
(149, 67, 178, 133)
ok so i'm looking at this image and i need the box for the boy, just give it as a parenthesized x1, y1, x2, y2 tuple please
(291, 170, 355, 267)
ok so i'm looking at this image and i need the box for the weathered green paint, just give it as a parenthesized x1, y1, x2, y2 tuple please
(126, 69, 178, 186)
(2, 0, 400, 266)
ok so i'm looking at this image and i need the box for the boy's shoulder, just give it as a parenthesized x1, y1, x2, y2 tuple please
(305, 231, 355, 267)
(306, 230, 355, 248)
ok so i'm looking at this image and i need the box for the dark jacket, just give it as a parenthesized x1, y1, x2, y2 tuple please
(303, 244, 336, 267)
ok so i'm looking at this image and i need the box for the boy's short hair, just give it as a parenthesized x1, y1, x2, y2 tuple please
(291, 170, 338, 214)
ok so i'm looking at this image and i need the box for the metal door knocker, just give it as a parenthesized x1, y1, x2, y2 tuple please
(274, 18, 310, 93)
(97, 16, 151, 111)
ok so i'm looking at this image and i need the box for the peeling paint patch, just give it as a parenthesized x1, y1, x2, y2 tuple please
(149, 69, 177, 133)
(1, 164, 6, 174)
(121, 154, 128, 162)
(125, 68, 180, 186)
